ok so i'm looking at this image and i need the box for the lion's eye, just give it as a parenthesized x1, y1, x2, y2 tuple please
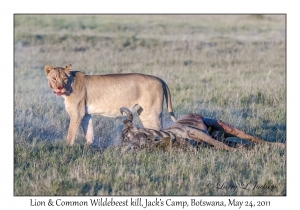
(52, 77, 56, 81)
(63, 77, 68, 82)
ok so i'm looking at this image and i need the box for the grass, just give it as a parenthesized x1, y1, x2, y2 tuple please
(14, 14, 286, 195)
(14, 141, 285, 196)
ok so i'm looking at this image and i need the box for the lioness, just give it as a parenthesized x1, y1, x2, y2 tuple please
(44, 64, 177, 145)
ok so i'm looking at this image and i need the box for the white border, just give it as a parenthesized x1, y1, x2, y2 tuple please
(3, 0, 297, 209)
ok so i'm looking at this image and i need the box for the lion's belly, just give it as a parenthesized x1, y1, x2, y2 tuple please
(85, 104, 118, 117)
(86, 102, 135, 117)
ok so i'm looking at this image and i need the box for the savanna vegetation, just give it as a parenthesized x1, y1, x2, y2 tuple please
(14, 14, 286, 195)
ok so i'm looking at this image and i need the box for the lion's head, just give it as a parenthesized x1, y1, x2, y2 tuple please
(44, 64, 72, 96)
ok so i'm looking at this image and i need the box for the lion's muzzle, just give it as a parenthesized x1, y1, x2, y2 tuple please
(53, 86, 67, 96)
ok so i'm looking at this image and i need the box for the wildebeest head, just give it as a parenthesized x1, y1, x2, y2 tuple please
(120, 107, 198, 152)
(120, 107, 148, 152)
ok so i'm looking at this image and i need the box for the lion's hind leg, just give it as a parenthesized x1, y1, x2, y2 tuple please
(137, 104, 163, 130)
(139, 111, 163, 130)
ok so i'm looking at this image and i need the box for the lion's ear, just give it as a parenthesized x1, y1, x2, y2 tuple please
(65, 64, 72, 73)
(44, 65, 54, 75)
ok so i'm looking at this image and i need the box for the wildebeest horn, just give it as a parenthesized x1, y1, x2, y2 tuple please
(123, 119, 135, 128)
(120, 107, 133, 122)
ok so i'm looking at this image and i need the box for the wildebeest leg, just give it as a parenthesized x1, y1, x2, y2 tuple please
(202, 118, 226, 140)
(216, 120, 267, 143)
(216, 120, 285, 147)
(185, 127, 236, 151)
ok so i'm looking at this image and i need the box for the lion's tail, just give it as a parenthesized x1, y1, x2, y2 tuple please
(163, 81, 177, 122)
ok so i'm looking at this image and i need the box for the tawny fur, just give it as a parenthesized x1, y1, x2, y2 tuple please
(44, 64, 176, 145)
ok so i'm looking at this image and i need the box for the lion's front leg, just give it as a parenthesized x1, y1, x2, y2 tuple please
(81, 114, 94, 144)
(67, 114, 82, 145)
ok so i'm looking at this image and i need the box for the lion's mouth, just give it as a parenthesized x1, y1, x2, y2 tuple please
(54, 91, 65, 96)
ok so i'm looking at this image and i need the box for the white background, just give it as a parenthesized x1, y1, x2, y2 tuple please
(1, 0, 297, 209)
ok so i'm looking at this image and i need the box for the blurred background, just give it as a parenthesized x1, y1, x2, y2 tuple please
(14, 14, 286, 146)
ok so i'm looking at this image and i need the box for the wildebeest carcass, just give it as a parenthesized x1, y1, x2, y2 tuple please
(120, 107, 285, 152)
